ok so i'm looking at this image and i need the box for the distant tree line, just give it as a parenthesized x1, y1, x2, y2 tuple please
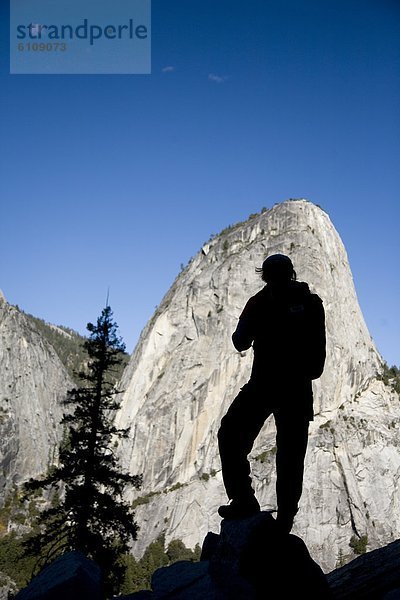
(119, 534, 201, 595)
(20, 309, 129, 383)
(378, 363, 400, 395)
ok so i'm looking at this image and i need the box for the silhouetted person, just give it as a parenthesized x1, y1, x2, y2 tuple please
(218, 254, 326, 533)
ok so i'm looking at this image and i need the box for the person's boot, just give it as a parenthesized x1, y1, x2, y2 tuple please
(218, 495, 260, 520)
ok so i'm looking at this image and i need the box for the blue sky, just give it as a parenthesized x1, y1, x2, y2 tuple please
(1, 0, 399, 366)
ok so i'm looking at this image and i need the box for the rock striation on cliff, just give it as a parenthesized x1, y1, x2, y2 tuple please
(0, 294, 72, 503)
(115, 199, 398, 572)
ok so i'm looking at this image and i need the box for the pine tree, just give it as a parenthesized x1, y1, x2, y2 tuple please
(23, 306, 142, 595)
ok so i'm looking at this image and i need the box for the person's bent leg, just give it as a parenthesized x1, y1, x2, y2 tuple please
(218, 383, 271, 516)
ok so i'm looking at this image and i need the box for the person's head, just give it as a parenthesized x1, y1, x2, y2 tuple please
(256, 254, 296, 284)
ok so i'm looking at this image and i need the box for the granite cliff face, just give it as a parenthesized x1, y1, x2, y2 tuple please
(0, 293, 72, 502)
(116, 199, 398, 572)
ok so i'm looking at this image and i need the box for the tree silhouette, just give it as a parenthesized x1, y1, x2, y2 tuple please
(24, 305, 142, 595)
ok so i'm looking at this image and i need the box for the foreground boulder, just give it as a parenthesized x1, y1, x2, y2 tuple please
(124, 512, 330, 598)
(14, 551, 102, 600)
(209, 512, 331, 598)
(327, 539, 400, 599)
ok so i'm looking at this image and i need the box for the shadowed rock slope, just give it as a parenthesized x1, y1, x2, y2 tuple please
(115, 200, 398, 571)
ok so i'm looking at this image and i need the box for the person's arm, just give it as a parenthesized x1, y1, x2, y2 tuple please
(232, 298, 256, 351)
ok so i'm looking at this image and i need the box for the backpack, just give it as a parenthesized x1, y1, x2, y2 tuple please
(243, 283, 326, 380)
(290, 293, 326, 380)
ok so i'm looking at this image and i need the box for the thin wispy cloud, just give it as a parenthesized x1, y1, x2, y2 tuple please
(208, 73, 228, 83)
(162, 66, 175, 73)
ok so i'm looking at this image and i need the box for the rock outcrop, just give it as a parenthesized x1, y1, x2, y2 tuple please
(0, 294, 72, 503)
(130, 512, 331, 599)
(14, 514, 328, 599)
(14, 551, 102, 600)
(115, 199, 399, 572)
(12, 521, 400, 599)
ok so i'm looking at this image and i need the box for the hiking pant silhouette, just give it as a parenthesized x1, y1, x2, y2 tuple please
(218, 381, 310, 518)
